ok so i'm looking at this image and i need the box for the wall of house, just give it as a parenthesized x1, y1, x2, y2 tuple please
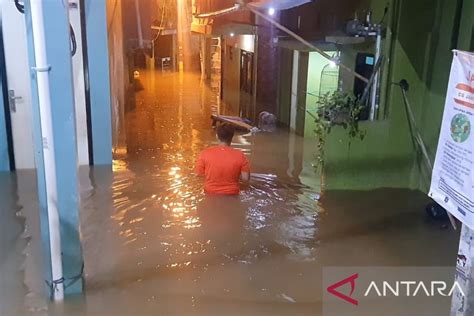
(221, 34, 257, 116)
(255, 16, 280, 120)
(304, 51, 338, 137)
(322, 0, 474, 191)
(222, 39, 241, 115)
(277, 48, 293, 127)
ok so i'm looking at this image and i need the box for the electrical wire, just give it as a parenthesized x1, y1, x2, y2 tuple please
(70, 24, 77, 56)
(379, 5, 389, 24)
(152, 0, 168, 42)
(14, 0, 24, 13)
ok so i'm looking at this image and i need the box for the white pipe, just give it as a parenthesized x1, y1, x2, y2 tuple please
(193, 4, 241, 19)
(134, 0, 144, 48)
(369, 27, 382, 121)
(30, 0, 64, 301)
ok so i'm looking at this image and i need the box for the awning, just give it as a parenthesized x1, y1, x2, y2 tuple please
(248, 0, 312, 10)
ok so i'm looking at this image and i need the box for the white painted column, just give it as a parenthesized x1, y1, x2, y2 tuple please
(30, 0, 64, 301)
(290, 50, 299, 131)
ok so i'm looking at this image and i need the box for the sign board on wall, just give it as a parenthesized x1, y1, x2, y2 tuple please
(429, 50, 474, 228)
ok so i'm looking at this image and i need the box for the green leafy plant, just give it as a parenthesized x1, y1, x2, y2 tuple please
(313, 91, 367, 171)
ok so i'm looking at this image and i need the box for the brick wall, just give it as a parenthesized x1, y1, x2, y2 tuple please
(255, 17, 280, 117)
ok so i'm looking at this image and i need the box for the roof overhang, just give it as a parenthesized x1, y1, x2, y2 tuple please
(276, 37, 337, 52)
(248, 0, 312, 10)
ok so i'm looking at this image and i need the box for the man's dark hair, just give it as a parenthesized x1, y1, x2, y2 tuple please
(216, 124, 235, 144)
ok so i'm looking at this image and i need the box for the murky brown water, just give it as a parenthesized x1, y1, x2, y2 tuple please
(0, 71, 459, 316)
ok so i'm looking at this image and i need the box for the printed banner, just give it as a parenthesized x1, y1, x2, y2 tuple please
(429, 50, 474, 228)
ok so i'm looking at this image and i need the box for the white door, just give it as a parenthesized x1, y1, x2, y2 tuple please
(0, 0, 35, 169)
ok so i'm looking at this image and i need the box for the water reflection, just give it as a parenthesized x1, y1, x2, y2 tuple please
(77, 71, 321, 314)
(2, 71, 459, 315)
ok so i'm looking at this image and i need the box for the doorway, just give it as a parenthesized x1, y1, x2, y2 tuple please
(0, 0, 36, 170)
(0, 0, 91, 170)
(239, 50, 254, 119)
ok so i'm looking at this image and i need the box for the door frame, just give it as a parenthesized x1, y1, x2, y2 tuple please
(0, 12, 15, 170)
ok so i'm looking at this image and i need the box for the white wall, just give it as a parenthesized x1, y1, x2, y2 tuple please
(226, 34, 255, 53)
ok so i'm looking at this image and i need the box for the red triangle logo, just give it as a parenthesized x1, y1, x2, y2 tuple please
(327, 273, 359, 306)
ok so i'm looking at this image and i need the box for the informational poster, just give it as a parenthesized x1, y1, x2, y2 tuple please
(430, 50, 474, 228)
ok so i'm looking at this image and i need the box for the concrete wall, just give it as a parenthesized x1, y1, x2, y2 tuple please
(277, 48, 293, 127)
(322, 0, 474, 191)
(304, 51, 338, 137)
(255, 17, 280, 120)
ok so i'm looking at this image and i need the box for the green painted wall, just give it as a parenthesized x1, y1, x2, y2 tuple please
(322, 0, 474, 191)
(304, 52, 338, 137)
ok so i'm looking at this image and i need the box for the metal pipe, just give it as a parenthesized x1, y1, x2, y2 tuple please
(30, 0, 64, 301)
(369, 26, 382, 120)
(193, 4, 241, 19)
(399, 83, 457, 230)
(252, 27, 258, 121)
(134, 0, 144, 48)
(361, 55, 384, 104)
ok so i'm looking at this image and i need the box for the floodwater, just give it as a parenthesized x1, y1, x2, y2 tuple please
(0, 71, 460, 316)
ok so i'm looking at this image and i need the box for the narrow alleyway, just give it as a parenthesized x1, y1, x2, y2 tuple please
(77, 71, 459, 315)
(0, 71, 460, 316)
(80, 71, 323, 315)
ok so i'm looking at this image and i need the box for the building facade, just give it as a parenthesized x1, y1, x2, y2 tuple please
(278, 0, 474, 192)
(192, 0, 474, 194)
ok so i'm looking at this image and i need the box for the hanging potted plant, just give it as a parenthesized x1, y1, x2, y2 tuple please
(313, 91, 367, 171)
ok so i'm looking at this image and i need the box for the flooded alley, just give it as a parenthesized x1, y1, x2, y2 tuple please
(1, 71, 460, 316)
(1, 0, 472, 314)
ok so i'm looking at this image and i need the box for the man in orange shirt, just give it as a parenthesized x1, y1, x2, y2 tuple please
(195, 124, 250, 195)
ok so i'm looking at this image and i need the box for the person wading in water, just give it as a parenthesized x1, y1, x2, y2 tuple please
(195, 124, 250, 195)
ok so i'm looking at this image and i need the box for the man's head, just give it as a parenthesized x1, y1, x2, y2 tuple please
(216, 124, 235, 145)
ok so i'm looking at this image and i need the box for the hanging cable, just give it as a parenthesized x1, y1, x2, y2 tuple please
(70, 24, 77, 56)
(14, 0, 77, 56)
(395, 79, 457, 230)
(14, 0, 25, 13)
(379, 5, 389, 24)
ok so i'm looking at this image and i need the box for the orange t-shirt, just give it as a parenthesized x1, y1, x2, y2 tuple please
(195, 146, 250, 195)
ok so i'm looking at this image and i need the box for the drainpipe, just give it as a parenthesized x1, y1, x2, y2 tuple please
(252, 27, 258, 121)
(134, 0, 144, 48)
(30, 0, 64, 301)
(369, 25, 382, 121)
(193, 4, 241, 19)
